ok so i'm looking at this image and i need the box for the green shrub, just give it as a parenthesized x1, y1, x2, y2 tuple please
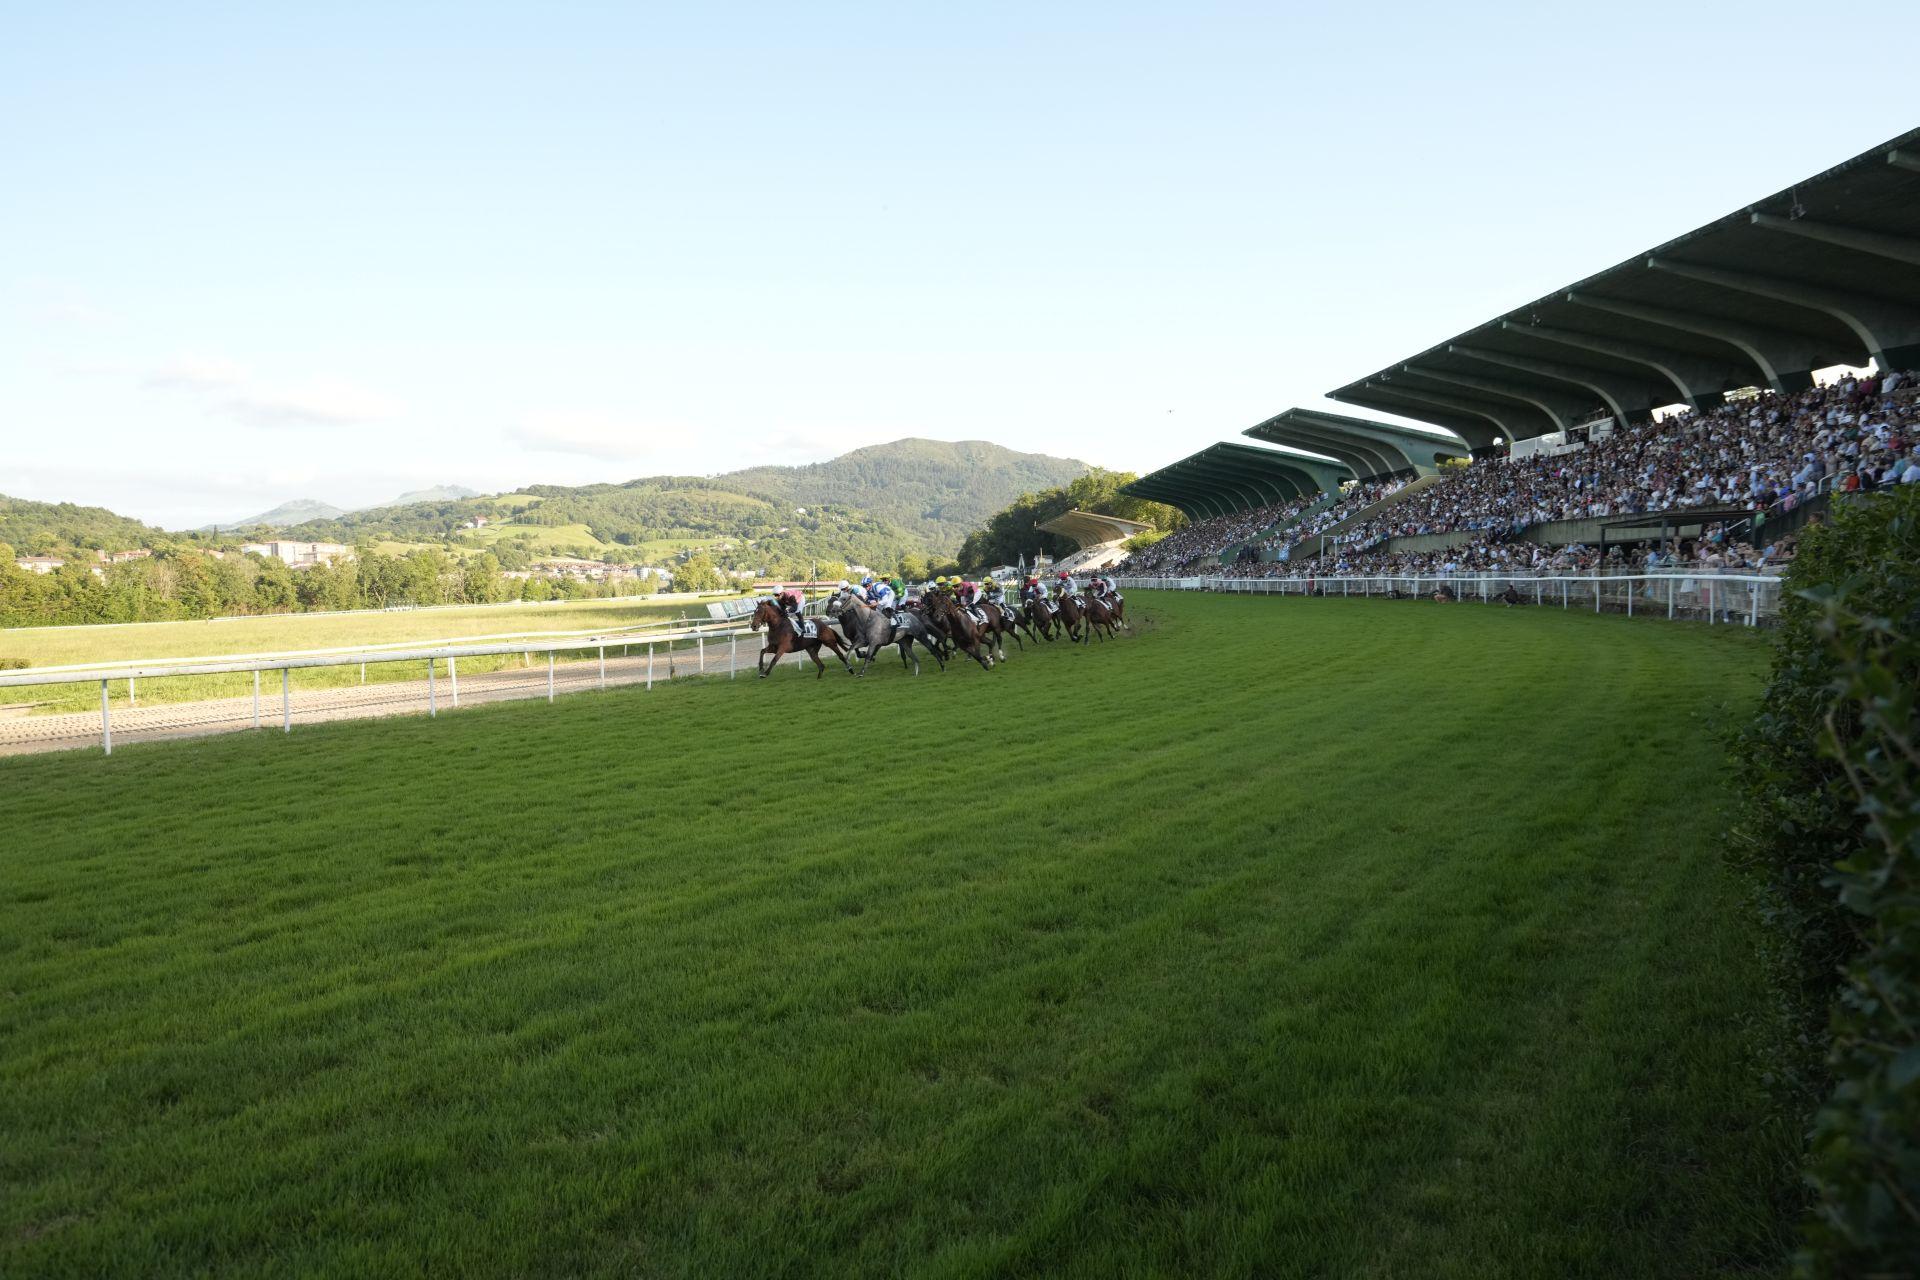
(1730, 486, 1920, 1277)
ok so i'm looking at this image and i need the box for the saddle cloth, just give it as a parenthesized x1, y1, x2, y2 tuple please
(798, 620, 817, 639)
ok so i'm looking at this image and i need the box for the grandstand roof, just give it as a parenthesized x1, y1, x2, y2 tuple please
(1120, 442, 1348, 520)
(1330, 127, 1920, 442)
(1241, 408, 1469, 479)
(1037, 509, 1155, 550)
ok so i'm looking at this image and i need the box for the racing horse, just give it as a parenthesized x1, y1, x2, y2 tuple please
(749, 598, 856, 678)
(976, 599, 1025, 661)
(826, 588, 946, 676)
(1052, 589, 1090, 643)
(1080, 590, 1121, 644)
(918, 589, 996, 671)
(1017, 592, 1057, 642)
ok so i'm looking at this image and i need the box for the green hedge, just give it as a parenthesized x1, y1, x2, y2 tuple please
(1730, 486, 1920, 1277)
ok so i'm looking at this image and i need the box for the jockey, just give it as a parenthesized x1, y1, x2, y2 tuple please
(1021, 575, 1049, 613)
(980, 574, 1004, 609)
(1090, 573, 1119, 601)
(778, 585, 808, 636)
(1054, 570, 1078, 599)
(864, 574, 897, 612)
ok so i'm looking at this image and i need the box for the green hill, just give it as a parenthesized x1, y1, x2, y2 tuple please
(0, 495, 172, 555)
(721, 439, 1088, 549)
(270, 439, 1090, 566)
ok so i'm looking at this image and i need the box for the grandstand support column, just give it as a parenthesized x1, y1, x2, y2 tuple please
(1748, 212, 1920, 268)
(1647, 257, 1920, 376)
(1401, 363, 1592, 432)
(1447, 344, 1651, 423)
(1564, 292, 1820, 393)
(1500, 320, 1742, 410)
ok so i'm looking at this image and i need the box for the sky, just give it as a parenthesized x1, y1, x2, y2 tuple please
(3, 2, 1914, 529)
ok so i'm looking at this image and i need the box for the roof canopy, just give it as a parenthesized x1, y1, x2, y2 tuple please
(1119, 442, 1349, 520)
(1037, 509, 1155, 550)
(1241, 408, 1468, 478)
(1329, 128, 1920, 441)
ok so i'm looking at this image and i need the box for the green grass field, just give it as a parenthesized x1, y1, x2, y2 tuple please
(0, 593, 1792, 1277)
(0, 596, 733, 715)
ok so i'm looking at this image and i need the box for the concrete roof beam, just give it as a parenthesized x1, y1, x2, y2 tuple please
(1563, 291, 1823, 393)
(1446, 344, 1656, 421)
(1402, 363, 1596, 432)
(1326, 389, 1506, 450)
(1498, 319, 1749, 408)
(1646, 255, 1920, 372)
(1748, 212, 1920, 268)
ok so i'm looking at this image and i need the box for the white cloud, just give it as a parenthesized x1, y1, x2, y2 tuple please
(219, 380, 400, 428)
(139, 356, 398, 427)
(143, 356, 249, 391)
(509, 411, 659, 461)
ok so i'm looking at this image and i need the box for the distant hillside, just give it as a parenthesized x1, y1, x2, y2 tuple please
(212, 485, 480, 531)
(720, 439, 1088, 549)
(0, 493, 171, 554)
(211, 498, 349, 531)
(382, 484, 479, 507)
(271, 439, 1090, 564)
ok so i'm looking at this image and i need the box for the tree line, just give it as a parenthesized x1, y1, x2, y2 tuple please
(0, 544, 660, 630)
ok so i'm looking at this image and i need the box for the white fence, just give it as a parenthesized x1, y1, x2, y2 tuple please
(0, 613, 785, 756)
(1114, 571, 1786, 627)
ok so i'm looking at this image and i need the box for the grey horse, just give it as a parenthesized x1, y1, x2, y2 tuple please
(828, 589, 947, 676)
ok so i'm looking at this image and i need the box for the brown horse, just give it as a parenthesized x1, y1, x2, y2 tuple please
(1053, 590, 1089, 643)
(920, 591, 996, 671)
(749, 598, 856, 678)
(1018, 593, 1057, 642)
(1080, 590, 1120, 643)
(977, 599, 1024, 661)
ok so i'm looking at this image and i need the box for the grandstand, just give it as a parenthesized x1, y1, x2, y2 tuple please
(1117, 128, 1920, 577)
(1036, 509, 1157, 573)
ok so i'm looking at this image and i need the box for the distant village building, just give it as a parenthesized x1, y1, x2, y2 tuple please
(105, 549, 152, 563)
(14, 556, 65, 574)
(240, 541, 354, 568)
(459, 516, 490, 530)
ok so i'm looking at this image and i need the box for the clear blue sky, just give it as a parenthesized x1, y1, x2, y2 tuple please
(3, 1, 1912, 527)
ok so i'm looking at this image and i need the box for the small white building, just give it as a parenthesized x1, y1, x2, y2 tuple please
(14, 556, 64, 574)
(240, 541, 354, 568)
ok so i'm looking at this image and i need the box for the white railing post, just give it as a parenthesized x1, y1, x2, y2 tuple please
(1627, 578, 1634, 616)
(647, 643, 654, 690)
(1708, 580, 1716, 626)
(1668, 577, 1676, 620)
(449, 656, 458, 708)
(1750, 585, 1760, 628)
(282, 667, 291, 733)
(697, 636, 704, 675)
(427, 658, 436, 716)
(1593, 573, 1600, 614)
(100, 679, 111, 755)
(731, 632, 737, 679)
(548, 651, 555, 702)
(253, 669, 261, 729)
(360, 661, 366, 684)
(599, 646, 606, 690)
(128, 677, 136, 707)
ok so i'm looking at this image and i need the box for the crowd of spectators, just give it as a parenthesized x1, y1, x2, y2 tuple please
(1259, 477, 1408, 558)
(1331, 371, 1919, 548)
(1123, 370, 1918, 581)
(1120, 496, 1310, 573)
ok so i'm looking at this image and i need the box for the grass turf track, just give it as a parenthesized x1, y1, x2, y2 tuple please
(0, 592, 1792, 1277)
